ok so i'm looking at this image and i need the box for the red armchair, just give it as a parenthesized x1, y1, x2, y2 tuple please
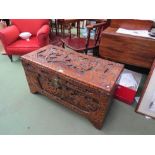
(0, 19, 50, 61)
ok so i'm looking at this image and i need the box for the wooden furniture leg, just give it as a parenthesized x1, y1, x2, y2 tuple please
(8, 55, 13, 62)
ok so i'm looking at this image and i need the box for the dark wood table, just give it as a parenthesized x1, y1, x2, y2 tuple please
(21, 45, 124, 129)
(55, 19, 85, 37)
(99, 19, 155, 69)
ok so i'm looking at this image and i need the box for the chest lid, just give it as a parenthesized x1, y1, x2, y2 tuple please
(21, 45, 124, 94)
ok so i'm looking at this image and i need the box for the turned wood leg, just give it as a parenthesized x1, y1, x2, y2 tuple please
(55, 19, 58, 35)
(93, 47, 99, 57)
(62, 42, 65, 48)
(93, 49, 96, 57)
(61, 25, 63, 36)
(8, 55, 13, 62)
(85, 49, 88, 55)
(62, 26, 65, 37)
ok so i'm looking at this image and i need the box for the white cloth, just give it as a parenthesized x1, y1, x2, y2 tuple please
(119, 73, 138, 89)
(19, 32, 32, 40)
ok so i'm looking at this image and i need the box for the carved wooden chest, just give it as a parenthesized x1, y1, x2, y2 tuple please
(21, 45, 124, 129)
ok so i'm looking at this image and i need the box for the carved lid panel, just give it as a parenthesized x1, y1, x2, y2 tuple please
(21, 45, 124, 93)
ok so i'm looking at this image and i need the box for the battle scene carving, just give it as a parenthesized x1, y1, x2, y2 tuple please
(37, 71, 100, 112)
(37, 47, 98, 73)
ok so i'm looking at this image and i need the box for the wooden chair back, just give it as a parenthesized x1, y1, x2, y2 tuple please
(85, 22, 107, 49)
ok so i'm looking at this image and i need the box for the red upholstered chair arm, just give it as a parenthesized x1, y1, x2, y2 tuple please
(37, 24, 50, 46)
(0, 25, 20, 46)
(37, 24, 50, 36)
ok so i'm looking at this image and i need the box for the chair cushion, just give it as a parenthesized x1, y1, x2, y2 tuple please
(7, 37, 40, 55)
(61, 37, 97, 52)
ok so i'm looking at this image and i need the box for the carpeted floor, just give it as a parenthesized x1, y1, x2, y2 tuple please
(1, 53, 155, 135)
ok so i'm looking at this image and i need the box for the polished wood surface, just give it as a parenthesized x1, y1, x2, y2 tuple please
(99, 19, 155, 69)
(21, 45, 124, 129)
(110, 19, 153, 30)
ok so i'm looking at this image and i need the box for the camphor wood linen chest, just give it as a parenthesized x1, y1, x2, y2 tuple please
(21, 45, 124, 129)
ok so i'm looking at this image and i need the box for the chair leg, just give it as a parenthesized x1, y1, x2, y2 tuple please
(62, 42, 65, 48)
(8, 55, 13, 62)
(85, 49, 88, 55)
(93, 47, 99, 57)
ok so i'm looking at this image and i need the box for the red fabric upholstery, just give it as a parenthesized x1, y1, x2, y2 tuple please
(11, 19, 49, 35)
(0, 19, 50, 58)
(0, 25, 19, 46)
(7, 37, 40, 55)
(37, 24, 50, 46)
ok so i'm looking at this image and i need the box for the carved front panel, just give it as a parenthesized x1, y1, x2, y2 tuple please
(24, 62, 100, 113)
(39, 74, 100, 112)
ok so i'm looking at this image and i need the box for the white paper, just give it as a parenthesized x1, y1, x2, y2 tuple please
(119, 73, 138, 89)
(116, 28, 155, 40)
